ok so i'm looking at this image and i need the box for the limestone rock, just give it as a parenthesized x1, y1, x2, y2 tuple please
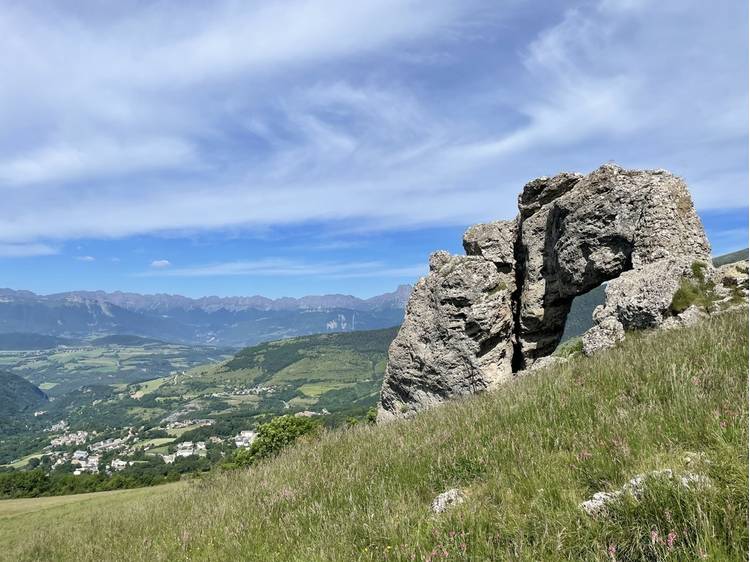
(516, 164, 710, 366)
(582, 315, 625, 356)
(580, 469, 710, 518)
(712, 259, 749, 308)
(463, 220, 518, 273)
(377, 251, 515, 422)
(431, 488, 465, 514)
(379, 163, 711, 420)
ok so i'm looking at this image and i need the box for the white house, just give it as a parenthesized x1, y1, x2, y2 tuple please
(234, 431, 257, 448)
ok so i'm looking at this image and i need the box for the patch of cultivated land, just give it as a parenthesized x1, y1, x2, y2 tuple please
(2, 310, 746, 561)
(0, 343, 232, 396)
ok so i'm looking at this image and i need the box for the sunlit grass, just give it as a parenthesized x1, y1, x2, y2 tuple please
(5, 310, 747, 562)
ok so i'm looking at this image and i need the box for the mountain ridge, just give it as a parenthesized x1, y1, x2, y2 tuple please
(0, 286, 410, 347)
(0, 285, 412, 313)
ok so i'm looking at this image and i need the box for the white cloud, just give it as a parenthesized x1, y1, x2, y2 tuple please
(137, 258, 425, 279)
(150, 259, 172, 269)
(0, 0, 744, 250)
(0, 243, 57, 258)
(0, 137, 196, 187)
(75, 255, 95, 262)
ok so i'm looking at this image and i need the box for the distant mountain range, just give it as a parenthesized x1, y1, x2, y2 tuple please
(0, 286, 411, 347)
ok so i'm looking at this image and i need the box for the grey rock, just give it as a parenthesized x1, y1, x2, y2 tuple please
(714, 259, 749, 289)
(582, 315, 625, 356)
(517, 165, 710, 366)
(379, 163, 711, 420)
(580, 469, 708, 518)
(463, 219, 518, 273)
(431, 488, 465, 514)
(678, 305, 708, 327)
(377, 252, 515, 422)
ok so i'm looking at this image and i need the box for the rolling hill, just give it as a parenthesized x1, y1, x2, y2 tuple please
(0, 371, 47, 424)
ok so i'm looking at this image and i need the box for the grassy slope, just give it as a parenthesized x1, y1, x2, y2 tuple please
(4, 311, 747, 562)
(0, 483, 185, 551)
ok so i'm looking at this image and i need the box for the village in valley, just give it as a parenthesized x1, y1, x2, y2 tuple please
(25, 418, 261, 477)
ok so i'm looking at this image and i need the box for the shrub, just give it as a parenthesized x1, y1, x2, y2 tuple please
(233, 415, 321, 468)
(671, 262, 716, 313)
(554, 337, 583, 357)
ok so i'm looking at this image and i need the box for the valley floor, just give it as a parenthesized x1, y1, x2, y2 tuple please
(3, 310, 747, 561)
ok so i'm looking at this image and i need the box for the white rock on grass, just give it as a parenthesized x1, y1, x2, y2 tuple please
(580, 469, 710, 518)
(431, 488, 465, 514)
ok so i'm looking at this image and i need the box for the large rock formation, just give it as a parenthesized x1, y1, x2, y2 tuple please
(378, 164, 711, 422)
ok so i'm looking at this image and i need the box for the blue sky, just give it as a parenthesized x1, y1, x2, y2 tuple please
(0, 0, 747, 298)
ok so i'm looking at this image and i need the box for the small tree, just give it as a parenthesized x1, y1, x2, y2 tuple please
(233, 415, 321, 468)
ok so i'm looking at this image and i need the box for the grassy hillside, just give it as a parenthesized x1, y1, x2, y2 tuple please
(713, 248, 749, 267)
(136, 326, 399, 420)
(0, 370, 46, 416)
(3, 310, 747, 561)
(0, 333, 77, 351)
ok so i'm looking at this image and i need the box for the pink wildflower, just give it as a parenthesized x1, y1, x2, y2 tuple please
(667, 531, 677, 549)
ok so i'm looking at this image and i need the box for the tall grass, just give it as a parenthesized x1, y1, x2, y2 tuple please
(8, 310, 748, 561)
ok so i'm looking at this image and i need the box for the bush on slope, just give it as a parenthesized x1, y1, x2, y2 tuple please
(8, 310, 748, 562)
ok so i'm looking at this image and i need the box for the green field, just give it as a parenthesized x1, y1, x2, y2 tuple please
(0, 342, 232, 396)
(0, 483, 185, 551)
(2, 451, 44, 469)
(2, 310, 745, 561)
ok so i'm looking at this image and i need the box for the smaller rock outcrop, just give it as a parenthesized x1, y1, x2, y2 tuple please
(580, 469, 711, 518)
(378, 250, 515, 422)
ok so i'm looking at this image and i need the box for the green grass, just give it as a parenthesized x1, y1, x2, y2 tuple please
(298, 382, 355, 397)
(134, 437, 175, 449)
(0, 483, 185, 551)
(1, 451, 44, 469)
(3, 311, 747, 561)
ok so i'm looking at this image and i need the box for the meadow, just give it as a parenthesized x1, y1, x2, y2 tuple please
(2, 309, 746, 561)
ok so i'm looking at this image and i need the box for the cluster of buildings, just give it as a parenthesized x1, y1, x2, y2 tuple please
(50, 430, 89, 447)
(49, 420, 69, 432)
(161, 441, 207, 464)
(71, 450, 100, 475)
(164, 419, 214, 430)
(294, 409, 330, 418)
(90, 434, 132, 453)
(209, 385, 276, 398)
(234, 431, 257, 448)
(110, 458, 131, 471)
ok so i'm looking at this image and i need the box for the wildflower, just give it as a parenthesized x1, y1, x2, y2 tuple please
(577, 449, 592, 462)
(608, 544, 617, 560)
(666, 531, 677, 549)
(650, 530, 661, 545)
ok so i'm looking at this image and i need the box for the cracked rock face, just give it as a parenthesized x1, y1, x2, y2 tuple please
(378, 164, 711, 421)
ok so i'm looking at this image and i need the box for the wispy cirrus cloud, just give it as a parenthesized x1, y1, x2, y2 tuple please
(0, 0, 745, 255)
(0, 243, 57, 258)
(136, 258, 425, 279)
